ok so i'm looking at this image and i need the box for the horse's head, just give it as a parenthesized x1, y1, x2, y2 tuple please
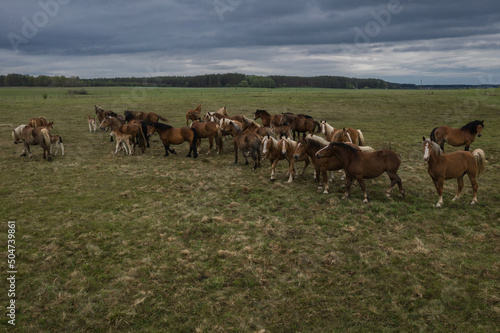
(423, 137, 432, 161)
(293, 140, 307, 161)
(279, 137, 292, 155)
(320, 121, 327, 135)
(44, 122, 54, 130)
(337, 128, 353, 143)
(262, 135, 270, 154)
(100, 117, 111, 130)
(477, 120, 484, 137)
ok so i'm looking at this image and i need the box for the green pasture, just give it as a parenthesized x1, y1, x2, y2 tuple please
(1, 87, 499, 332)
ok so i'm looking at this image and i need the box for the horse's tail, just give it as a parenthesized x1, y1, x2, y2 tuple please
(191, 128, 199, 158)
(357, 129, 365, 146)
(41, 128, 51, 148)
(137, 126, 147, 154)
(215, 126, 223, 153)
(430, 127, 438, 142)
(139, 121, 150, 148)
(472, 148, 485, 178)
(313, 120, 321, 133)
(157, 114, 168, 122)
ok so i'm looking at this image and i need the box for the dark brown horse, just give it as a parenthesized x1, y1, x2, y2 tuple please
(253, 109, 283, 128)
(190, 121, 223, 155)
(20, 126, 53, 160)
(280, 113, 320, 139)
(152, 123, 198, 158)
(423, 137, 485, 207)
(185, 104, 202, 125)
(221, 120, 261, 169)
(124, 110, 168, 124)
(100, 117, 147, 154)
(28, 116, 50, 127)
(430, 120, 484, 151)
(316, 142, 405, 202)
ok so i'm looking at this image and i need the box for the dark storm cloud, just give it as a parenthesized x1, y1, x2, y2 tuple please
(1, 0, 499, 84)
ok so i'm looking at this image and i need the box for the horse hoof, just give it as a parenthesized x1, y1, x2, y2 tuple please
(435, 203, 442, 208)
(363, 199, 369, 203)
(270, 178, 276, 182)
(470, 200, 477, 205)
(323, 190, 329, 194)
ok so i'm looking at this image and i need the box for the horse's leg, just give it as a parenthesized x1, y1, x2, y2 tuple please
(464, 143, 470, 151)
(234, 143, 238, 164)
(163, 143, 170, 156)
(322, 168, 329, 194)
(452, 176, 464, 202)
(270, 158, 278, 181)
(355, 178, 369, 203)
(468, 173, 478, 205)
(206, 137, 212, 155)
(342, 176, 353, 199)
(385, 171, 400, 199)
(433, 178, 445, 207)
(287, 159, 294, 183)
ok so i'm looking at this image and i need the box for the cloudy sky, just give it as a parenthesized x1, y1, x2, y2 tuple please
(1, 0, 499, 84)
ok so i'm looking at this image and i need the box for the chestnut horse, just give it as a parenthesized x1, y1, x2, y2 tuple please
(20, 126, 53, 160)
(124, 110, 168, 124)
(293, 135, 345, 194)
(190, 121, 223, 155)
(152, 123, 198, 158)
(221, 120, 261, 169)
(186, 104, 202, 125)
(87, 114, 97, 132)
(241, 116, 275, 137)
(28, 116, 49, 127)
(320, 121, 365, 145)
(430, 120, 484, 151)
(423, 137, 485, 207)
(316, 142, 404, 202)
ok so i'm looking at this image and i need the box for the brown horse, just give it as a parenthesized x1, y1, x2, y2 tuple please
(100, 117, 147, 154)
(190, 121, 223, 155)
(253, 109, 283, 128)
(423, 137, 485, 207)
(430, 120, 484, 151)
(87, 114, 97, 132)
(152, 123, 198, 158)
(280, 136, 310, 181)
(185, 104, 202, 125)
(262, 136, 290, 182)
(221, 120, 261, 169)
(20, 126, 53, 160)
(293, 135, 345, 194)
(241, 116, 275, 137)
(280, 113, 320, 139)
(332, 127, 366, 146)
(316, 142, 405, 202)
(49, 134, 64, 156)
(124, 110, 168, 124)
(28, 116, 49, 127)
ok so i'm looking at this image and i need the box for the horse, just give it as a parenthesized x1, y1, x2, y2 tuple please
(316, 142, 405, 202)
(430, 120, 484, 151)
(49, 134, 65, 156)
(280, 113, 320, 139)
(28, 116, 49, 127)
(186, 104, 202, 125)
(100, 117, 147, 154)
(241, 116, 275, 138)
(20, 126, 52, 160)
(332, 127, 366, 146)
(422, 137, 485, 207)
(293, 135, 345, 194)
(279, 136, 311, 181)
(221, 120, 261, 169)
(87, 114, 97, 132)
(253, 109, 283, 128)
(190, 121, 223, 155)
(151, 123, 198, 158)
(110, 131, 134, 155)
(320, 121, 365, 145)
(12, 125, 28, 144)
(127, 119, 151, 148)
(262, 136, 290, 182)
(124, 110, 168, 124)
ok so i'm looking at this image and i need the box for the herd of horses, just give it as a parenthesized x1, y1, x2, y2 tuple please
(13, 103, 486, 207)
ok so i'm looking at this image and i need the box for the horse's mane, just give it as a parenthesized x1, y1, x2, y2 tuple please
(255, 109, 269, 116)
(153, 122, 173, 130)
(243, 117, 260, 128)
(305, 135, 329, 149)
(426, 139, 443, 156)
(331, 142, 358, 154)
(230, 121, 243, 132)
(461, 120, 484, 134)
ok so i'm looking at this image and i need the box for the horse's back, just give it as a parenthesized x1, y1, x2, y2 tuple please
(443, 150, 477, 178)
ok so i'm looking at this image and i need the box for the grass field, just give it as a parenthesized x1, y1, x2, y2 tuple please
(1, 86, 499, 332)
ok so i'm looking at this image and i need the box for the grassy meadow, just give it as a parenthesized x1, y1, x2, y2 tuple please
(1, 86, 499, 332)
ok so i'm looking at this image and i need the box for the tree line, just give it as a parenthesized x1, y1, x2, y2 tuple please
(0, 72, 414, 89)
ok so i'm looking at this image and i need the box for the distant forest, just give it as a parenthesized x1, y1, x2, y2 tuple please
(1, 72, 497, 90)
